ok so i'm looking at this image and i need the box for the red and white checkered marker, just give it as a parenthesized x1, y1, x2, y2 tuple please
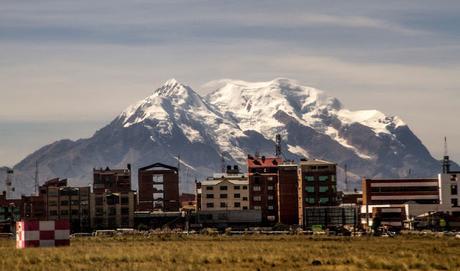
(16, 220, 70, 248)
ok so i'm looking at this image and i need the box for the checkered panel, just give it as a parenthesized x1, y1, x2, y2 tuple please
(16, 220, 70, 249)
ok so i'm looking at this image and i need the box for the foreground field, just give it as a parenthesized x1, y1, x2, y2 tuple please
(0, 235, 459, 271)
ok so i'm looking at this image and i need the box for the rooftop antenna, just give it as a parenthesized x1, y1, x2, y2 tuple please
(344, 164, 348, 192)
(442, 137, 451, 174)
(34, 161, 39, 196)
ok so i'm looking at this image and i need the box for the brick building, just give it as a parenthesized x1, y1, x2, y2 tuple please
(92, 166, 136, 229)
(277, 162, 299, 225)
(247, 155, 283, 224)
(138, 163, 180, 212)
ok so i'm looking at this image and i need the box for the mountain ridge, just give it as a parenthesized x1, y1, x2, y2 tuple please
(3, 78, 447, 196)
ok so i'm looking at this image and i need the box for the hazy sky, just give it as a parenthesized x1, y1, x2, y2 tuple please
(1, 1, 459, 167)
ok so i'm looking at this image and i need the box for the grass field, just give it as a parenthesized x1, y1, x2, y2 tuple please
(0, 234, 459, 271)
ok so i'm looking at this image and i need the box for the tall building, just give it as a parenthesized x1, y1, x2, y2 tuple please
(138, 163, 180, 212)
(247, 155, 283, 224)
(298, 159, 338, 226)
(277, 162, 298, 225)
(92, 166, 135, 229)
(197, 167, 249, 211)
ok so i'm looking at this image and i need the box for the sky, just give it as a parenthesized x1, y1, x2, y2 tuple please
(0, 0, 459, 167)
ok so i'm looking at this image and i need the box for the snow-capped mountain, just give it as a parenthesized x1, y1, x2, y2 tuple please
(6, 78, 444, 196)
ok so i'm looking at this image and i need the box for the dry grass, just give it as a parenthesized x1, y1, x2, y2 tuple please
(0, 234, 459, 271)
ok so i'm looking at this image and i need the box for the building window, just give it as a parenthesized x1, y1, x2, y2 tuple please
(268, 205, 274, 210)
(319, 197, 329, 204)
(220, 194, 228, 199)
(234, 193, 240, 198)
(60, 200, 69, 206)
(95, 197, 103, 205)
(267, 215, 276, 221)
(220, 186, 228, 191)
(121, 196, 129, 205)
(452, 198, 459, 207)
(253, 196, 261, 201)
(268, 195, 274, 200)
(108, 207, 116, 216)
(234, 202, 241, 208)
(242, 186, 248, 190)
(242, 206, 248, 210)
(253, 186, 261, 191)
(267, 185, 274, 191)
(206, 186, 213, 191)
(305, 186, 315, 193)
(206, 194, 214, 199)
(242, 197, 248, 201)
(60, 210, 69, 216)
(267, 176, 273, 181)
(306, 197, 315, 204)
(451, 184, 458, 195)
(49, 210, 58, 216)
(121, 208, 129, 215)
(319, 176, 329, 181)
(220, 202, 227, 208)
(206, 203, 214, 208)
(331, 175, 336, 182)
(234, 186, 240, 190)
(254, 206, 261, 210)
(319, 186, 329, 193)
(451, 175, 457, 181)
(305, 176, 314, 182)
(254, 177, 260, 185)
(71, 209, 79, 216)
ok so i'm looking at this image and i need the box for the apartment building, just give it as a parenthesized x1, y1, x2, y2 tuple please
(92, 166, 136, 229)
(138, 163, 180, 212)
(38, 178, 91, 232)
(298, 159, 338, 226)
(198, 169, 249, 211)
(90, 191, 136, 229)
(247, 155, 283, 224)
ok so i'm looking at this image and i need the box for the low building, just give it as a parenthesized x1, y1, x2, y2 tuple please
(197, 169, 249, 211)
(362, 178, 439, 205)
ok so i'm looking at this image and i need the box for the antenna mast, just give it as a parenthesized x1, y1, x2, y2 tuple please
(344, 164, 348, 192)
(34, 161, 39, 196)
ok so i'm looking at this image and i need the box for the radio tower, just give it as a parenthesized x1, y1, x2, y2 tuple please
(34, 161, 39, 196)
(442, 137, 451, 174)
